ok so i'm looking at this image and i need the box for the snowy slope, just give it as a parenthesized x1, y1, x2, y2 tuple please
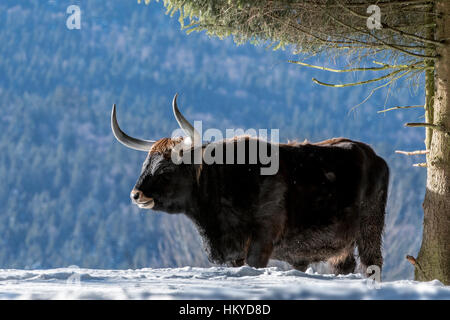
(0, 266, 448, 300)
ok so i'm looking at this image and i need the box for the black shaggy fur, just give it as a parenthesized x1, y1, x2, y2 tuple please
(133, 137, 389, 276)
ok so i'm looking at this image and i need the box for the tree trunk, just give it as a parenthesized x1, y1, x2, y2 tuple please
(416, 0, 450, 285)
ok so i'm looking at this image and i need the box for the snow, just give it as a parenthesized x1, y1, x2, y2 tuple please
(0, 266, 448, 300)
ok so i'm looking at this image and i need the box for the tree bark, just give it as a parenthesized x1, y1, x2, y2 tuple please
(416, 0, 450, 285)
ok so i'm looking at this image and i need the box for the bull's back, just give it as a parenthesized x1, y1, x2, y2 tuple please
(279, 138, 386, 228)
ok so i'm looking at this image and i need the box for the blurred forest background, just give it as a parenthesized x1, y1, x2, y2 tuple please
(0, 1, 427, 280)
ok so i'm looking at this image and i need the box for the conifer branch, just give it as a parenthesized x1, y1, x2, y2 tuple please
(378, 105, 423, 113)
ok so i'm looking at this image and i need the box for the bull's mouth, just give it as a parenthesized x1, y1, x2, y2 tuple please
(135, 198, 155, 209)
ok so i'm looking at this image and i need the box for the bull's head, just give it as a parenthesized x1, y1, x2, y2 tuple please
(111, 94, 200, 213)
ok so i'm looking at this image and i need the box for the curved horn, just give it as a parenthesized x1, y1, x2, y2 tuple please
(172, 93, 201, 143)
(111, 104, 155, 152)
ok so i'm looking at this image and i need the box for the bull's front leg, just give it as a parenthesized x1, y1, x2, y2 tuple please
(246, 182, 287, 268)
(246, 234, 274, 268)
(246, 176, 287, 268)
(245, 217, 284, 268)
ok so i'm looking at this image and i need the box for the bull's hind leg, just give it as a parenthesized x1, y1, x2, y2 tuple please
(328, 246, 356, 275)
(357, 191, 386, 277)
(357, 214, 384, 276)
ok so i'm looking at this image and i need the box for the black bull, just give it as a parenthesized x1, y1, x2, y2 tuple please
(132, 137, 388, 275)
(111, 97, 389, 276)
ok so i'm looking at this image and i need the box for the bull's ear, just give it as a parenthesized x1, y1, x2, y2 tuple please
(111, 104, 156, 152)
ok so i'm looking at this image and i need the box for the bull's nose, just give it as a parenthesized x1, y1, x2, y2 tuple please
(130, 189, 155, 209)
(130, 189, 142, 201)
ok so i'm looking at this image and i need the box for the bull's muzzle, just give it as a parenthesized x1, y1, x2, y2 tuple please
(130, 189, 155, 209)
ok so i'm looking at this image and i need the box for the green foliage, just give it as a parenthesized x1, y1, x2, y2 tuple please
(144, 0, 435, 56)
(143, 1, 435, 101)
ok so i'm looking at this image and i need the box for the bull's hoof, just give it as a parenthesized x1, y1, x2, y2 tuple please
(230, 258, 245, 267)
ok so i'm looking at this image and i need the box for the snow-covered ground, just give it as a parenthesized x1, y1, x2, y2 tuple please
(0, 266, 448, 300)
